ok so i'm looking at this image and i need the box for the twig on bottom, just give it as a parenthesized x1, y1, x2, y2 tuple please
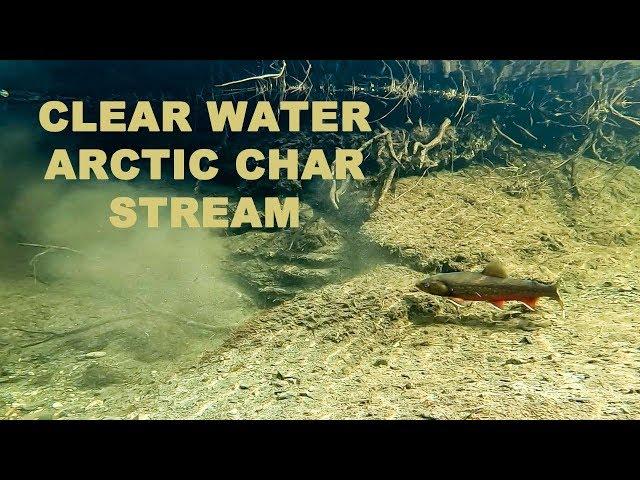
(18, 242, 83, 285)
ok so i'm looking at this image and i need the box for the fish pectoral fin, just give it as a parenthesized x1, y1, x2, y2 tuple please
(448, 297, 470, 307)
(488, 300, 506, 310)
(520, 297, 538, 311)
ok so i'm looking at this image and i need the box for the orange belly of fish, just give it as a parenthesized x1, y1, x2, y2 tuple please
(454, 294, 539, 310)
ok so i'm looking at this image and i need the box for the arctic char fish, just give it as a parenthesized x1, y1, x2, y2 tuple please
(415, 261, 563, 310)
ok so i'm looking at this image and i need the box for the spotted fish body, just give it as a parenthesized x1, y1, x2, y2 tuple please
(416, 261, 563, 310)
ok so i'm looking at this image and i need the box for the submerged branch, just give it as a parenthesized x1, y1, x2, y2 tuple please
(18, 242, 83, 285)
(413, 118, 452, 168)
(215, 61, 287, 88)
(492, 120, 523, 148)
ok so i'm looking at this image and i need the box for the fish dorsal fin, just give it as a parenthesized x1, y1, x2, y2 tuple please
(482, 260, 508, 278)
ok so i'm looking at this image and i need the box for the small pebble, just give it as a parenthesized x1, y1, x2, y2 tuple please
(17, 403, 39, 412)
(373, 358, 388, 367)
(418, 413, 438, 420)
(504, 358, 524, 365)
(83, 351, 107, 359)
(276, 392, 295, 400)
(85, 399, 104, 410)
(52, 402, 64, 409)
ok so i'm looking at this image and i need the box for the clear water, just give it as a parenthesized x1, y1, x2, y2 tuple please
(1, 60, 639, 419)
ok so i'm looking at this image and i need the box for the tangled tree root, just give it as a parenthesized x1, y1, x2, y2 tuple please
(413, 118, 452, 168)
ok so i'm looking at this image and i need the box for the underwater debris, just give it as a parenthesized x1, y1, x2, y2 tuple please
(413, 118, 452, 168)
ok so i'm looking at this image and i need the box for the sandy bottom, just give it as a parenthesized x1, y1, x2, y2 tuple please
(0, 242, 256, 420)
(1, 154, 639, 419)
(140, 260, 639, 420)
